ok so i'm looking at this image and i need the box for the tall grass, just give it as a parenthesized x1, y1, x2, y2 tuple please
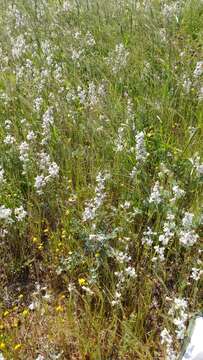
(0, 0, 202, 359)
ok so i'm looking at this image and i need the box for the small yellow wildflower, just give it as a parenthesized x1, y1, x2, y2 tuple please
(12, 319, 19, 328)
(55, 305, 63, 313)
(38, 243, 43, 250)
(78, 278, 86, 286)
(22, 309, 29, 317)
(32, 237, 38, 243)
(95, 252, 100, 257)
(3, 310, 9, 317)
(0, 342, 5, 350)
(43, 228, 49, 233)
(61, 233, 66, 239)
(18, 294, 23, 299)
(14, 343, 22, 351)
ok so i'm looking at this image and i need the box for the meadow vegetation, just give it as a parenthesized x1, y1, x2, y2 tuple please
(0, 0, 202, 359)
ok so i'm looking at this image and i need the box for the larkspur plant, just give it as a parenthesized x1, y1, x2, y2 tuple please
(0, 0, 202, 359)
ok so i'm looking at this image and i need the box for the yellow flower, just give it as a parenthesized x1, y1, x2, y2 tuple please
(22, 309, 29, 317)
(43, 228, 49, 233)
(55, 305, 63, 313)
(3, 310, 9, 317)
(0, 342, 6, 350)
(59, 294, 65, 300)
(78, 278, 86, 286)
(14, 343, 22, 351)
(38, 243, 43, 250)
(32, 237, 38, 243)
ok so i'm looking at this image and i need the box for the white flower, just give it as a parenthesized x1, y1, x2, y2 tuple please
(4, 134, 16, 144)
(33, 97, 42, 112)
(34, 175, 46, 194)
(19, 141, 29, 163)
(14, 206, 27, 221)
(11, 34, 26, 59)
(85, 32, 96, 47)
(0, 167, 5, 184)
(198, 87, 203, 101)
(49, 162, 59, 178)
(0, 205, 12, 223)
(193, 61, 203, 78)
(35, 355, 44, 360)
(107, 43, 129, 74)
(153, 245, 165, 262)
(125, 266, 137, 278)
(173, 297, 188, 311)
(149, 181, 162, 205)
(182, 212, 194, 228)
(183, 78, 192, 93)
(81, 286, 94, 295)
(29, 301, 39, 311)
(62, 1, 71, 11)
(190, 267, 203, 281)
(172, 185, 185, 201)
(135, 131, 148, 162)
(179, 229, 199, 247)
(83, 172, 109, 222)
(196, 164, 203, 175)
(27, 130, 36, 141)
(142, 227, 155, 246)
(0, 352, 5, 360)
(160, 328, 172, 345)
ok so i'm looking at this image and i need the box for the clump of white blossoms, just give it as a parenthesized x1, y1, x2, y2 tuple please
(4, 134, 16, 145)
(169, 297, 188, 340)
(7, 4, 25, 28)
(142, 227, 157, 246)
(189, 153, 203, 176)
(14, 206, 27, 221)
(111, 248, 137, 307)
(62, 1, 72, 12)
(190, 267, 203, 281)
(41, 107, 54, 144)
(0, 166, 5, 184)
(193, 61, 203, 78)
(179, 211, 199, 247)
(114, 126, 127, 152)
(33, 96, 43, 112)
(19, 141, 30, 173)
(106, 43, 129, 74)
(0, 205, 12, 223)
(171, 184, 185, 203)
(198, 86, 203, 101)
(83, 171, 110, 222)
(160, 328, 176, 360)
(162, 1, 182, 20)
(27, 130, 36, 142)
(34, 151, 59, 195)
(85, 31, 96, 47)
(11, 34, 27, 59)
(76, 82, 105, 110)
(149, 181, 163, 205)
(135, 131, 148, 163)
(161, 296, 188, 359)
(159, 212, 176, 246)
